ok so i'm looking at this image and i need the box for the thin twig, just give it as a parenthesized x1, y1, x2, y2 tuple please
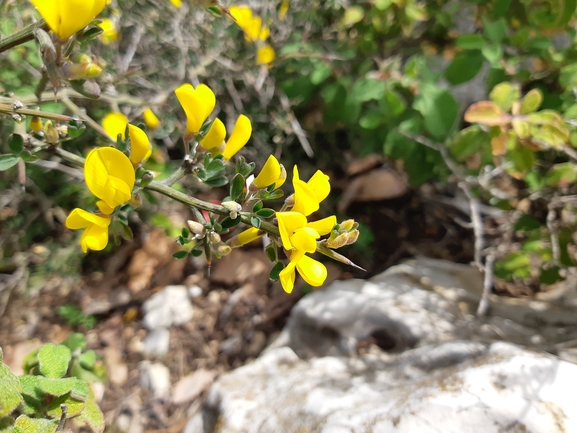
(547, 206, 560, 263)
(279, 92, 314, 157)
(0, 19, 48, 53)
(476, 254, 495, 317)
(56, 404, 68, 432)
(460, 182, 484, 268)
(60, 96, 113, 141)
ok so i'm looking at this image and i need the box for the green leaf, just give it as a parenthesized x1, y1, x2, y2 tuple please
(481, 44, 502, 64)
(414, 85, 458, 139)
(0, 155, 21, 171)
(455, 34, 486, 50)
(75, 399, 104, 433)
(67, 120, 86, 138)
(205, 158, 225, 172)
(256, 208, 275, 218)
(181, 227, 190, 239)
(172, 250, 189, 259)
(13, 416, 57, 433)
(269, 262, 285, 282)
(229, 174, 245, 202)
(507, 144, 536, 175)
(221, 216, 241, 229)
(450, 126, 491, 163)
(0, 359, 22, 417)
(19, 376, 42, 399)
(38, 344, 71, 379)
(260, 189, 284, 200)
(8, 134, 24, 153)
(490, 82, 520, 112)
(37, 377, 77, 396)
(70, 379, 90, 401)
(203, 176, 229, 187)
(483, 17, 507, 43)
(19, 151, 38, 162)
(348, 79, 386, 104)
(251, 216, 261, 229)
(310, 64, 332, 85)
(79, 350, 96, 370)
(444, 50, 484, 85)
(560, 63, 577, 90)
(359, 108, 383, 129)
(342, 6, 364, 26)
(252, 201, 263, 212)
(520, 89, 543, 114)
(46, 394, 85, 418)
(190, 248, 203, 257)
(545, 163, 577, 187)
(464, 101, 511, 126)
(265, 243, 278, 262)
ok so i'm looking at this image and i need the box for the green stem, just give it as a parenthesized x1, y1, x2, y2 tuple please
(0, 20, 48, 54)
(0, 103, 74, 122)
(160, 166, 187, 186)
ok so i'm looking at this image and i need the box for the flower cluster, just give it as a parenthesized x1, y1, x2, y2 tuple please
(175, 83, 252, 159)
(229, 5, 276, 65)
(65, 123, 152, 252)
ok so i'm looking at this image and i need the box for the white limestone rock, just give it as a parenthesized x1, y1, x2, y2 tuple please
(142, 285, 193, 330)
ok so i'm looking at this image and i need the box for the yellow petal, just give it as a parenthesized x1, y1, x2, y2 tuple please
(259, 26, 270, 41)
(253, 155, 280, 189)
(290, 227, 319, 253)
(30, 0, 62, 39)
(292, 180, 319, 217)
(237, 227, 262, 245)
(80, 222, 110, 252)
(200, 118, 226, 150)
(59, 0, 107, 40)
(170, 0, 182, 7)
(96, 200, 115, 215)
(222, 115, 252, 160)
(98, 18, 119, 44)
(175, 84, 204, 134)
(128, 124, 152, 165)
(102, 112, 128, 141)
(279, 257, 298, 293)
(143, 108, 160, 130)
(275, 164, 287, 189)
(296, 255, 327, 287)
(84, 147, 135, 208)
(276, 211, 307, 250)
(230, 6, 254, 30)
(257, 45, 275, 65)
(308, 170, 331, 204)
(65, 208, 111, 229)
(307, 215, 337, 236)
(196, 84, 216, 123)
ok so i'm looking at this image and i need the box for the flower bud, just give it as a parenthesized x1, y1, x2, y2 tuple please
(346, 229, 359, 245)
(30, 116, 42, 133)
(187, 220, 206, 236)
(208, 232, 221, 244)
(284, 193, 295, 207)
(325, 233, 348, 249)
(43, 120, 59, 144)
(276, 164, 287, 189)
(222, 200, 242, 219)
(129, 193, 142, 208)
(340, 219, 357, 232)
(217, 245, 232, 256)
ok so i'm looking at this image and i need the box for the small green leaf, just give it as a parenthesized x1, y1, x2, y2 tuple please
(444, 50, 484, 85)
(455, 34, 486, 50)
(13, 416, 57, 433)
(265, 243, 278, 262)
(251, 216, 261, 229)
(359, 108, 383, 129)
(481, 44, 502, 64)
(489, 82, 520, 112)
(414, 85, 459, 139)
(221, 216, 241, 229)
(8, 134, 24, 153)
(19, 151, 38, 162)
(46, 394, 85, 418)
(519, 89, 543, 114)
(252, 201, 263, 212)
(0, 155, 21, 171)
(269, 262, 285, 282)
(70, 380, 90, 401)
(464, 101, 511, 126)
(75, 399, 105, 433)
(38, 344, 71, 379)
(37, 377, 77, 396)
(204, 176, 229, 187)
(172, 251, 189, 259)
(190, 248, 203, 257)
(79, 350, 97, 370)
(0, 359, 22, 417)
(342, 5, 364, 26)
(256, 208, 275, 218)
(483, 17, 507, 43)
(261, 189, 284, 200)
(230, 174, 245, 202)
(19, 376, 42, 399)
(181, 227, 190, 239)
(206, 158, 225, 172)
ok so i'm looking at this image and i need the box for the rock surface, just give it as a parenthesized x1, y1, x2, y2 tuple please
(186, 257, 577, 433)
(142, 285, 193, 330)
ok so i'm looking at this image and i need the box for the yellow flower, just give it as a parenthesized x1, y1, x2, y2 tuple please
(30, 0, 107, 41)
(277, 211, 336, 252)
(253, 155, 286, 189)
(98, 18, 119, 44)
(229, 5, 269, 42)
(279, 0, 289, 20)
(170, 0, 182, 6)
(65, 208, 111, 253)
(257, 45, 275, 65)
(102, 112, 128, 141)
(221, 115, 252, 160)
(143, 108, 160, 130)
(238, 227, 263, 245)
(291, 166, 331, 216)
(128, 124, 152, 165)
(30, 116, 43, 133)
(175, 83, 216, 137)
(200, 118, 226, 150)
(279, 250, 327, 293)
(84, 147, 135, 208)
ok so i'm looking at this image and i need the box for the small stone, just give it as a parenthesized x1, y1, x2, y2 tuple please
(140, 361, 170, 398)
(143, 328, 170, 356)
(171, 369, 217, 404)
(142, 285, 193, 330)
(189, 285, 203, 298)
